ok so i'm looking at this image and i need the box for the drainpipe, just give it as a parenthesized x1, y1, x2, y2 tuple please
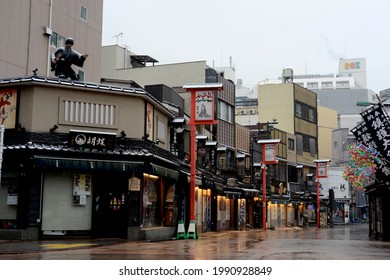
(46, 0, 53, 76)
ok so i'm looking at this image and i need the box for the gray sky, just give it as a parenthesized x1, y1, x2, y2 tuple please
(102, 0, 390, 93)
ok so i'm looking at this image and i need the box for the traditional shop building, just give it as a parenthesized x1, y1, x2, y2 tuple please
(365, 182, 390, 241)
(0, 76, 186, 241)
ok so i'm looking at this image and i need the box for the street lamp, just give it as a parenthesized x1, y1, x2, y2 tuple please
(257, 139, 280, 231)
(313, 159, 331, 229)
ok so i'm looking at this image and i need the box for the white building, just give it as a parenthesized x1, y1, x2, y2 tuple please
(319, 167, 351, 224)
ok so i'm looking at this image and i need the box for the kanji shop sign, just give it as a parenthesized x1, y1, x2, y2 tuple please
(258, 139, 280, 164)
(195, 91, 214, 122)
(314, 160, 330, 178)
(360, 104, 390, 158)
(68, 130, 116, 150)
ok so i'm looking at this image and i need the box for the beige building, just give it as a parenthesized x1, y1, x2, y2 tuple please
(0, 77, 182, 240)
(317, 106, 338, 161)
(258, 83, 318, 168)
(101, 45, 206, 87)
(0, 0, 102, 82)
(258, 82, 321, 227)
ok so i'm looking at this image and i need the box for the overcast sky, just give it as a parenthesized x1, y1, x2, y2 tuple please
(102, 0, 390, 93)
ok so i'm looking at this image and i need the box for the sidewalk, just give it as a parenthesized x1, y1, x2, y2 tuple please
(0, 238, 125, 255)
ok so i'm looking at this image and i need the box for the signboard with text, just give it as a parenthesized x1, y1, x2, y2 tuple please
(316, 162, 328, 178)
(257, 139, 280, 165)
(68, 130, 116, 150)
(195, 90, 215, 123)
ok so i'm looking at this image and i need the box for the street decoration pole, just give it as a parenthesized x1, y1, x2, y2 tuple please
(257, 139, 280, 231)
(184, 83, 223, 222)
(314, 159, 331, 229)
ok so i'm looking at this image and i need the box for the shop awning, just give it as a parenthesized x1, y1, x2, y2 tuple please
(214, 182, 224, 191)
(224, 191, 241, 198)
(241, 188, 260, 193)
(34, 156, 144, 172)
(151, 163, 179, 180)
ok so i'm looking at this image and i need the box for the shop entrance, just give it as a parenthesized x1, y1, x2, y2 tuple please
(93, 173, 129, 238)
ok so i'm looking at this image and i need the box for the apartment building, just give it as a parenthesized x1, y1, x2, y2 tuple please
(0, 0, 102, 82)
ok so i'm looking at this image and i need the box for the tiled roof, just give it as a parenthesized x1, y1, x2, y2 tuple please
(0, 75, 147, 94)
(3, 131, 181, 168)
(0, 75, 175, 117)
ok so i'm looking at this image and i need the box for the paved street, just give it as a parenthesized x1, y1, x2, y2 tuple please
(0, 223, 389, 260)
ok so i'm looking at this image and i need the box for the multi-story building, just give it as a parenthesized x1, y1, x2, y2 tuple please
(258, 82, 320, 226)
(0, 0, 188, 242)
(260, 61, 376, 129)
(101, 44, 245, 233)
(0, 0, 103, 83)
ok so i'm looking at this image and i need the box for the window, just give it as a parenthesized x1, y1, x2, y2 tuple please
(50, 32, 58, 47)
(80, 6, 87, 21)
(157, 119, 166, 143)
(336, 81, 350, 88)
(78, 70, 85, 81)
(309, 138, 316, 157)
(295, 103, 302, 118)
(288, 138, 295, 150)
(61, 98, 117, 128)
(296, 134, 303, 155)
(295, 101, 316, 123)
(308, 107, 316, 122)
(307, 82, 318, 89)
(321, 81, 333, 89)
(218, 101, 233, 123)
(50, 32, 65, 48)
(297, 133, 316, 154)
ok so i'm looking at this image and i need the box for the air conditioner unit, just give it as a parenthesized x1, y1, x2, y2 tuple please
(241, 110, 246, 115)
(43, 26, 52, 36)
(249, 109, 255, 115)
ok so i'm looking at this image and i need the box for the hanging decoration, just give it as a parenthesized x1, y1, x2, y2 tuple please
(343, 143, 379, 191)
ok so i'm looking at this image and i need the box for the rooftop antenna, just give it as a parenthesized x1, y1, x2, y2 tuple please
(112, 32, 123, 45)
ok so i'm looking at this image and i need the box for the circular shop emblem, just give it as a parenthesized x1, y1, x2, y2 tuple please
(75, 134, 87, 145)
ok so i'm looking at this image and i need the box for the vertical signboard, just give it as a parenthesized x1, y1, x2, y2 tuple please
(0, 88, 17, 128)
(146, 102, 154, 140)
(316, 162, 328, 178)
(195, 90, 215, 123)
(360, 104, 390, 158)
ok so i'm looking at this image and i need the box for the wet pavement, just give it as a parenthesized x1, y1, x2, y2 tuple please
(0, 223, 389, 260)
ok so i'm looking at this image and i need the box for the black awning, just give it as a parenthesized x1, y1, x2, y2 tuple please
(34, 156, 144, 172)
(151, 163, 179, 180)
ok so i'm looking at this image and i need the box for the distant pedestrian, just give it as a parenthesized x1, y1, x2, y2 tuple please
(51, 38, 88, 80)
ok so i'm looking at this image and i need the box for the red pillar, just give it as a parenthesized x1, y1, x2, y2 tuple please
(189, 90, 196, 221)
(316, 177, 320, 229)
(262, 165, 267, 231)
